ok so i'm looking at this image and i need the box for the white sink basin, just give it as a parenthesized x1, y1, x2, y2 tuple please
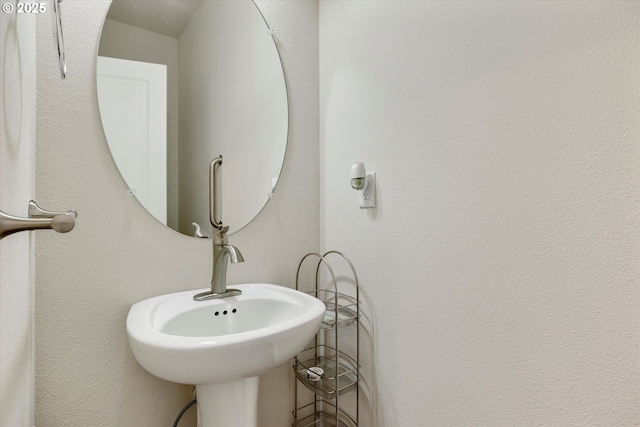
(127, 283, 325, 385)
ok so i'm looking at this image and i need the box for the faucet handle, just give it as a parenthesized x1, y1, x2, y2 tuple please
(192, 222, 210, 239)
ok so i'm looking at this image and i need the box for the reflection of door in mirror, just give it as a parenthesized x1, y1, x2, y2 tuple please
(97, 57, 168, 224)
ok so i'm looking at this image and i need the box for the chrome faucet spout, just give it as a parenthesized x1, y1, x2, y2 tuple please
(223, 244, 245, 264)
(210, 244, 244, 295)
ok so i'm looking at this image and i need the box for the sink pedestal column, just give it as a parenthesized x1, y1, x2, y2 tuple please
(196, 377, 259, 427)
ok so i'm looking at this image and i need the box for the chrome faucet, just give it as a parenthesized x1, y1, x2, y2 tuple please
(194, 226, 244, 301)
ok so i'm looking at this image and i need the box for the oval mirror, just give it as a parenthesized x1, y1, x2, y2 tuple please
(96, 0, 288, 236)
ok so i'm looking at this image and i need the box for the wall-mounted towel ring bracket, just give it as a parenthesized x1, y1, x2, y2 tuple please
(0, 200, 77, 240)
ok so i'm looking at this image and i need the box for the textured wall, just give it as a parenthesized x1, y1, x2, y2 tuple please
(320, 1, 639, 425)
(34, 1, 318, 426)
(0, 5, 36, 426)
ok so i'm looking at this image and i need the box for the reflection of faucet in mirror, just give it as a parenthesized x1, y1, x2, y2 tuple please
(194, 156, 244, 301)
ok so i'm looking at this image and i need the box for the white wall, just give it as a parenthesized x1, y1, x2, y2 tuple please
(34, 1, 318, 426)
(0, 6, 36, 426)
(320, 1, 639, 425)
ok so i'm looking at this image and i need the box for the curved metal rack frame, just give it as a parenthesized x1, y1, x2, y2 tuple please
(293, 251, 360, 427)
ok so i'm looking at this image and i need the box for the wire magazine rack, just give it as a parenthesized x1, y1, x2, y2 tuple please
(292, 251, 360, 427)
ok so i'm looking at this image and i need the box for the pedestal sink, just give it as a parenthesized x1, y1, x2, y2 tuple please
(126, 283, 325, 427)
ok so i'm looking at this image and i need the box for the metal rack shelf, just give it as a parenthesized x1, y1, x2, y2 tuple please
(293, 346, 358, 399)
(293, 251, 360, 427)
(293, 401, 356, 427)
(309, 290, 358, 329)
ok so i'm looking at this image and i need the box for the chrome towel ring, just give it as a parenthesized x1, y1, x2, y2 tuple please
(52, 0, 66, 78)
